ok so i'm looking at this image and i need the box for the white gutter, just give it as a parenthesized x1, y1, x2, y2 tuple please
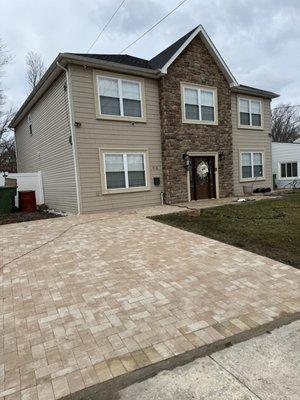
(56, 62, 82, 214)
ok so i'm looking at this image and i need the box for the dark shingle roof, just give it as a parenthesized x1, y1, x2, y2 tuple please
(71, 53, 153, 69)
(71, 26, 200, 71)
(149, 26, 199, 69)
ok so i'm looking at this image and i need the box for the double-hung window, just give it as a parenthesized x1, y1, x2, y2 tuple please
(280, 162, 298, 178)
(97, 75, 143, 119)
(102, 151, 148, 192)
(182, 84, 217, 124)
(240, 151, 264, 180)
(239, 98, 262, 127)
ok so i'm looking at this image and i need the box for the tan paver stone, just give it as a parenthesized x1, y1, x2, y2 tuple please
(94, 361, 112, 383)
(106, 358, 126, 378)
(20, 386, 38, 400)
(52, 377, 70, 399)
(5, 392, 21, 400)
(164, 336, 195, 355)
(36, 382, 54, 400)
(1, 204, 299, 399)
(118, 354, 138, 372)
(130, 349, 151, 368)
(143, 346, 164, 364)
(0, 387, 20, 398)
(80, 367, 99, 388)
(65, 371, 85, 394)
(212, 323, 234, 338)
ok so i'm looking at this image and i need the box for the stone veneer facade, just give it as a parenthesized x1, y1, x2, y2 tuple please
(159, 35, 234, 204)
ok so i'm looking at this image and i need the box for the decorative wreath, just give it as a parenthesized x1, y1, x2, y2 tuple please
(197, 161, 209, 179)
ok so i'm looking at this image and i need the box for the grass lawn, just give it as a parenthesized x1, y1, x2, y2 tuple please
(151, 192, 300, 269)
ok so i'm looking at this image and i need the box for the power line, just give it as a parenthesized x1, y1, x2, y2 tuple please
(87, 0, 126, 53)
(120, 0, 190, 54)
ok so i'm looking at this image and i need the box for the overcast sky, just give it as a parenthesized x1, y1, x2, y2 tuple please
(1, 0, 300, 110)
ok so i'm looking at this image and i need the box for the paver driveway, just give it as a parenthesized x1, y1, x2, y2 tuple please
(1, 206, 299, 400)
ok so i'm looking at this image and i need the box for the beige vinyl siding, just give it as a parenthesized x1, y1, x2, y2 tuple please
(14, 73, 78, 213)
(231, 94, 273, 194)
(69, 64, 163, 213)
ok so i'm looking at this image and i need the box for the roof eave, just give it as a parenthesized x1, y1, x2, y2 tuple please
(61, 53, 161, 77)
(231, 85, 279, 99)
(10, 53, 161, 129)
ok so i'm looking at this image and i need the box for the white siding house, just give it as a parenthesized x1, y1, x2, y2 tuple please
(272, 142, 300, 188)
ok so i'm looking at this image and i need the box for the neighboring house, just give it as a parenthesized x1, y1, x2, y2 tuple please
(10, 25, 279, 214)
(272, 142, 300, 188)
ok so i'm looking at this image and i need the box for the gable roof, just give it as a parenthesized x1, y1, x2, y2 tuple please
(149, 24, 238, 86)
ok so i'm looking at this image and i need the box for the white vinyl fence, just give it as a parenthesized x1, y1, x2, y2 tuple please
(0, 171, 44, 207)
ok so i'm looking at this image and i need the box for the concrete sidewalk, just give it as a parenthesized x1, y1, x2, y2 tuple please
(118, 320, 300, 400)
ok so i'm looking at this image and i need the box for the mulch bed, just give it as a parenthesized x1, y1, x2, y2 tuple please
(0, 211, 62, 226)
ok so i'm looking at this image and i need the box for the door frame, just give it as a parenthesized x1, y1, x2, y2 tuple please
(187, 151, 219, 201)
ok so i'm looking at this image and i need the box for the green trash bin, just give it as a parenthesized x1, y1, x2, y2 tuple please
(0, 186, 17, 214)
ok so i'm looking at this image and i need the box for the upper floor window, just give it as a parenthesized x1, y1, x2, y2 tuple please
(239, 98, 262, 127)
(280, 162, 298, 178)
(27, 114, 33, 135)
(96, 74, 146, 121)
(182, 84, 217, 124)
(240, 151, 264, 180)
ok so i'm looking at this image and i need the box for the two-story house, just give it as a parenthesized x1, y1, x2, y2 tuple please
(10, 25, 279, 214)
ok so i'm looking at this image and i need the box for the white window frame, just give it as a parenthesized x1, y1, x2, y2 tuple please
(27, 114, 33, 135)
(279, 161, 299, 180)
(99, 148, 151, 194)
(181, 83, 218, 125)
(94, 71, 146, 122)
(238, 97, 263, 129)
(239, 150, 265, 182)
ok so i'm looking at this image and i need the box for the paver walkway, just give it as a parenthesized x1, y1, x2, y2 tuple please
(1, 204, 299, 399)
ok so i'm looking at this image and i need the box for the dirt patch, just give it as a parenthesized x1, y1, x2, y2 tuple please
(0, 211, 62, 225)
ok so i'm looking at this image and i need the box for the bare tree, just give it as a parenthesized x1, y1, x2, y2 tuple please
(26, 51, 46, 91)
(272, 104, 300, 143)
(0, 38, 16, 172)
(0, 38, 14, 139)
(0, 38, 11, 111)
(0, 106, 15, 141)
(0, 133, 16, 172)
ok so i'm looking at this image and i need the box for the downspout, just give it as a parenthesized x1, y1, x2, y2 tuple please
(57, 62, 82, 214)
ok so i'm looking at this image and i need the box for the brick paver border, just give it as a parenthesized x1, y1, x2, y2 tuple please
(67, 312, 299, 400)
